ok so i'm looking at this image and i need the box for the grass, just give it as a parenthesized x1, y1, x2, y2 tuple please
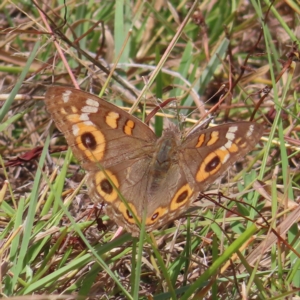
(0, 0, 300, 299)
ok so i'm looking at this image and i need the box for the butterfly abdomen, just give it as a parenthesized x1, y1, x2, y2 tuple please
(147, 131, 180, 193)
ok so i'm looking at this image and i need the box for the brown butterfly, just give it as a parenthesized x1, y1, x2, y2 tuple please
(45, 86, 263, 236)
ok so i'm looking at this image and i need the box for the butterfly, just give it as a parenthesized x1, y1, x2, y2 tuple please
(45, 86, 263, 236)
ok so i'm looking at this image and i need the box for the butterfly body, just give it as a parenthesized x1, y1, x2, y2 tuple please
(45, 86, 263, 235)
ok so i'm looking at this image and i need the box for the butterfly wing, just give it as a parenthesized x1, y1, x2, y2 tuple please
(45, 86, 157, 171)
(179, 122, 263, 193)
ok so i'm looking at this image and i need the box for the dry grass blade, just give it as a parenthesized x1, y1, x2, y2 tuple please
(239, 205, 300, 273)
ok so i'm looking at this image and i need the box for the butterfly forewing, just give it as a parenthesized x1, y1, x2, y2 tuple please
(180, 122, 263, 192)
(45, 86, 157, 170)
